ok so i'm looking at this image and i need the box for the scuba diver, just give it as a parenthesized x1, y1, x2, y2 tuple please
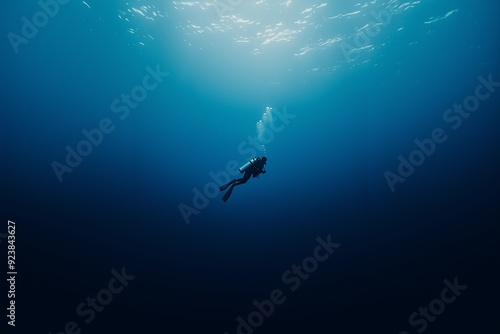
(220, 157, 267, 202)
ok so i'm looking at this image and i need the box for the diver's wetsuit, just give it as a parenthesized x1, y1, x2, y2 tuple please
(220, 158, 266, 202)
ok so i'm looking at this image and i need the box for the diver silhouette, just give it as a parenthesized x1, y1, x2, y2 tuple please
(220, 157, 267, 202)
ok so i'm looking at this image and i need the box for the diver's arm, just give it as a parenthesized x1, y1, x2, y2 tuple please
(252, 166, 263, 177)
(259, 161, 266, 174)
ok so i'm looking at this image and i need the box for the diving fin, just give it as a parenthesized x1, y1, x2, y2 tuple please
(220, 180, 235, 191)
(222, 185, 235, 202)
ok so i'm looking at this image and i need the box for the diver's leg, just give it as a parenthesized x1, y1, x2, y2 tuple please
(222, 172, 252, 201)
(234, 171, 252, 185)
(222, 184, 236, 202)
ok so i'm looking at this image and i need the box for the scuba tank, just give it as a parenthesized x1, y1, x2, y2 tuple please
(238, 158, 259, 173)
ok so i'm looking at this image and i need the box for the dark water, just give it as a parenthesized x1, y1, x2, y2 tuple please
(2, 0, 500, 333)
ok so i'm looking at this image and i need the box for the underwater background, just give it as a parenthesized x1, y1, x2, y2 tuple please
(2, 0, 500, 333)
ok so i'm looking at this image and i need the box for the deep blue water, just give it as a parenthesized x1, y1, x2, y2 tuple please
(2, 0, 500, 333)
